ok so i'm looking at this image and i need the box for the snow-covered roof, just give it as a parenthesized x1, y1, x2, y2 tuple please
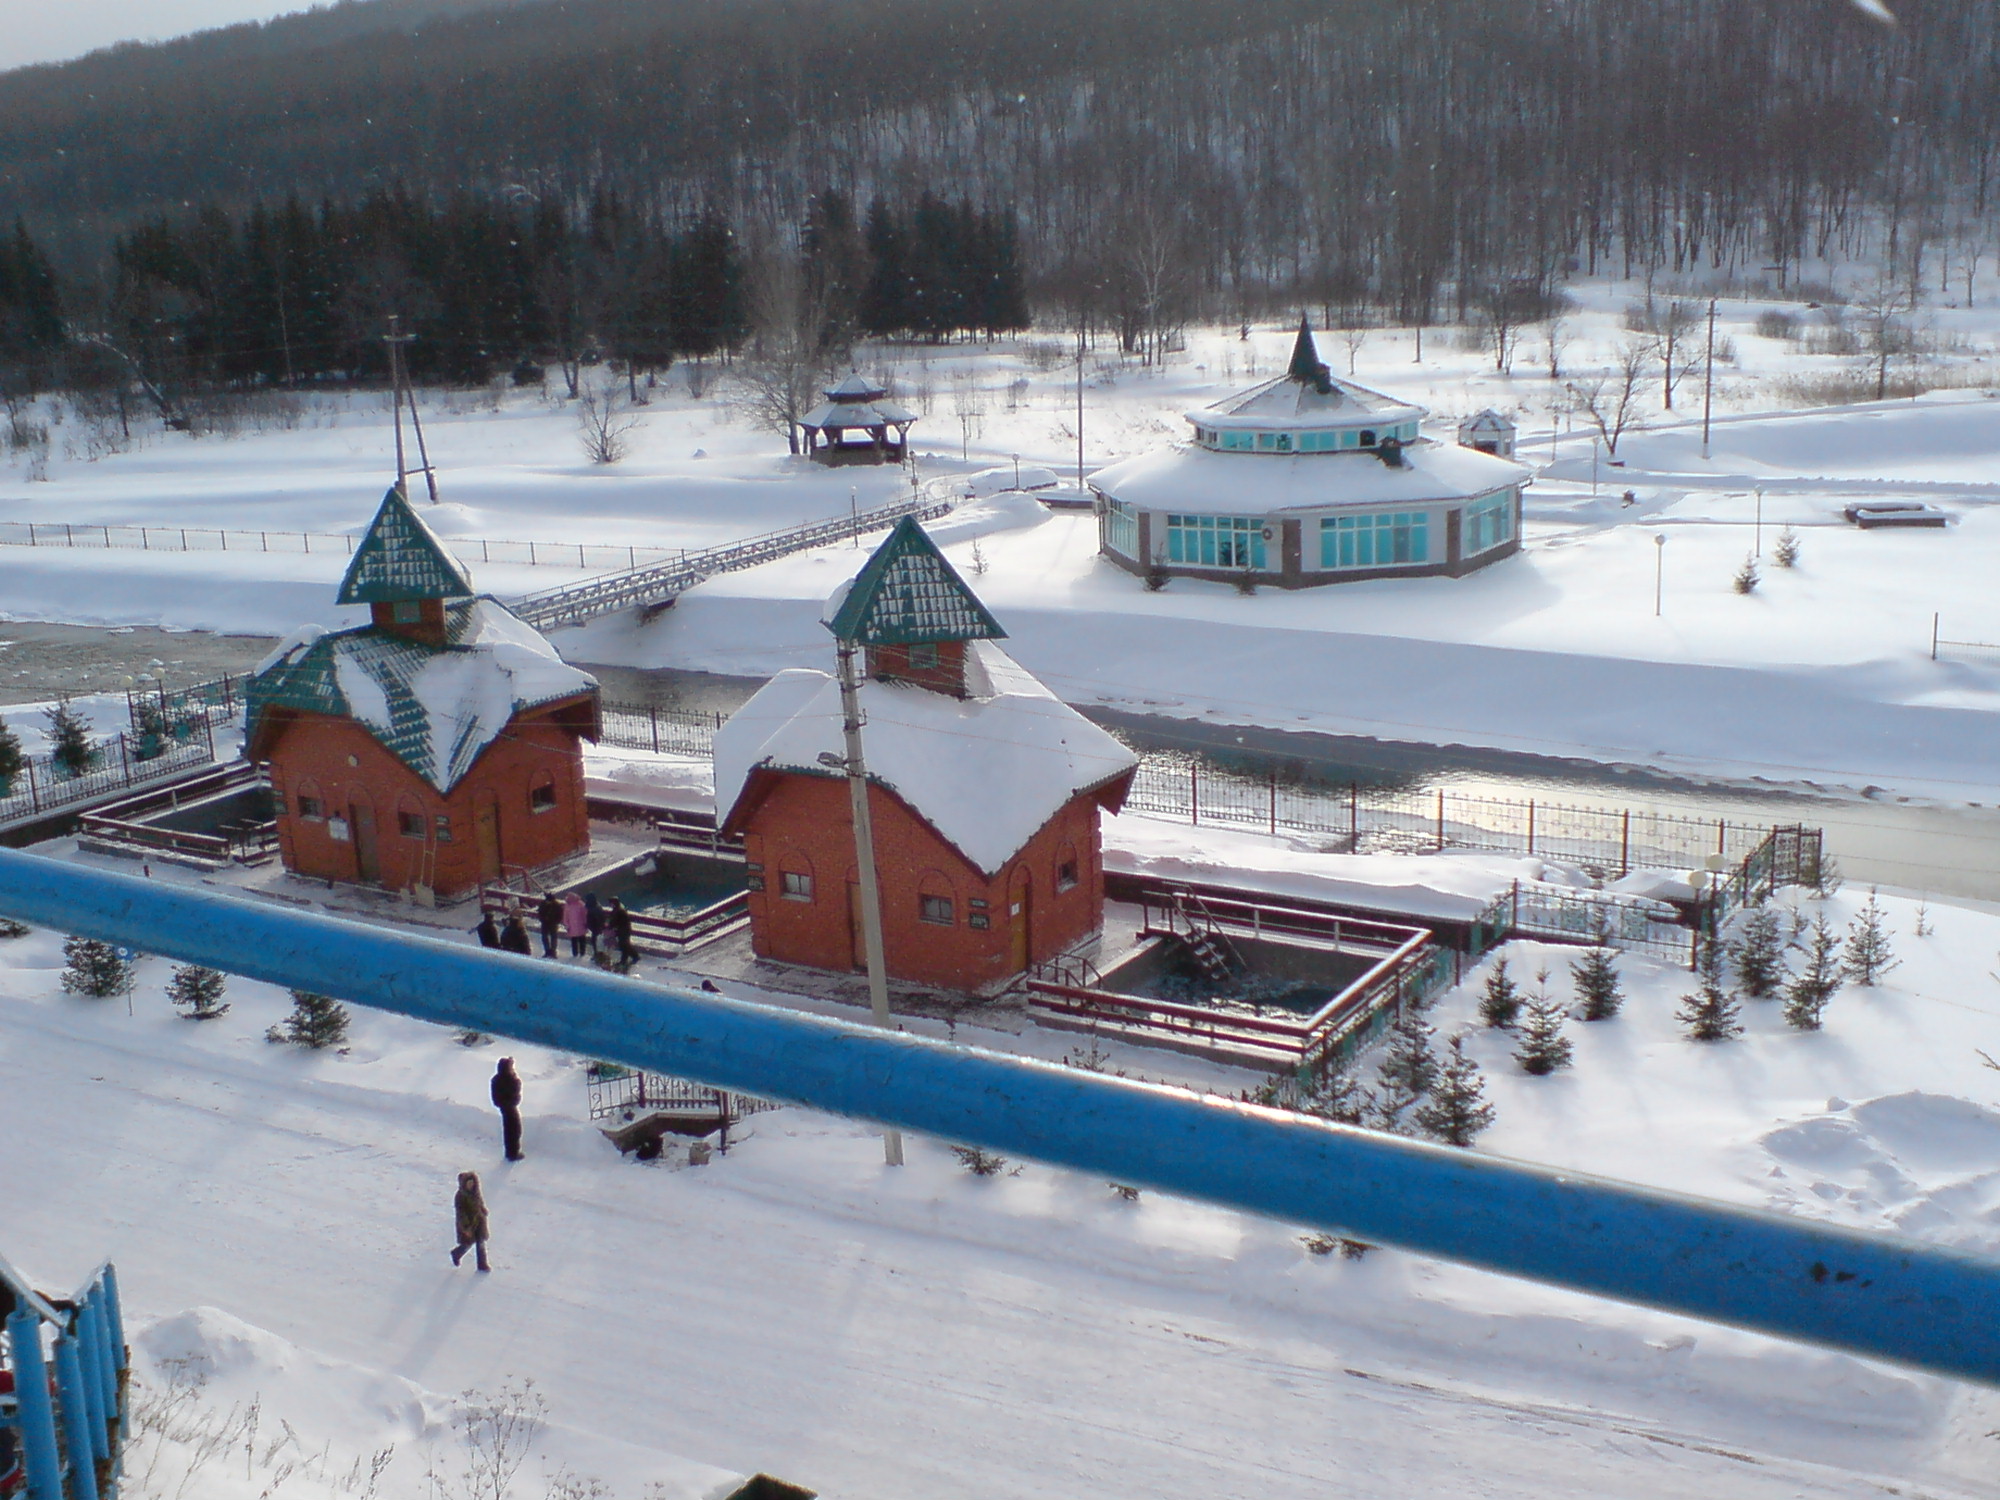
(336, 485, 475, 604)
(823, 515, 1006, 645)
(1188, 371, 1423, 432)
(247, 597, 597, 792)
(1089, 437, 1530, 513)
(1459, 409, 1516, 435)
(714, 640, 1138, 875)
(800, 377, 917, 430)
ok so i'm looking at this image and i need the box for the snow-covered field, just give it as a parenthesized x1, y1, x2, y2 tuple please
(4, 279, 2000, 798)
(6, 883, 2000, 1497)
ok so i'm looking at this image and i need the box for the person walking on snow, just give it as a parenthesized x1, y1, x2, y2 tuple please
(499, 913, 532, 955)
(491, 1057, 524, 1161)
(562, 892, 590, 957)
(450, 1171, 490, 1271)
(474, 911, 501, 949)
(607, 897, 637, 969)
(535, 891, 563, 958)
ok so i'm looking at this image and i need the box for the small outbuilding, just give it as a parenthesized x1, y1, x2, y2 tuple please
(1090, 320, 1532, 587)
(1458, 409, 1518, 458)
(246, 486, 601, 900)
(796, 374, 917, 466)
(714, 518, 1139, 992)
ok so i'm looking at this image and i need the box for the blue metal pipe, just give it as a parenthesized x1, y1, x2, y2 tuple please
(68, 1305, 108, 1469)
(5, 1309, 64, 1500)
(50, 1336, 98, 1500)
(4, 848, 2000, 1383)
(77, 1296, 114, 1460)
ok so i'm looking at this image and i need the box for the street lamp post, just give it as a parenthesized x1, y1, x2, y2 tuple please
(1654, 532, 1667, 616)
(1754, 487, 1764, 557)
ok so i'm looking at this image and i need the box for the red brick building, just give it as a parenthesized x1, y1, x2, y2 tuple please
(246, 486, 600, 899)
(715, 519, 1137, 991)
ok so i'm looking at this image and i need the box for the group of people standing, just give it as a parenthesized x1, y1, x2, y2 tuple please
(473, 889, 637, 968)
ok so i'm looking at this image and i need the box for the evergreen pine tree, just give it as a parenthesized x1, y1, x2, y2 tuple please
(1842, 889, 1900, 986)
(0, 917, 27, 939)
(1733, 553, 1761, 594)
(166, 963, 229, 1020)
(44, 699, 96, 778)
(1678, 945, 1743, 1041)
(266, 989, 349, 1048)
(1783, 915, 1843, 1031)
(1478, 956, 1522, 1028)
(1374, 1013, 1437, 1117)
(1514, 998, 1574, 1075)
(60, 935, 133, 999)
(1774, 526, 1802, 568)
(1413, 1036, 1497, 1146)
(0, 716, 23, 795)
(1730, 907, 1787, 999)
(1570, 946, 1624, 1021)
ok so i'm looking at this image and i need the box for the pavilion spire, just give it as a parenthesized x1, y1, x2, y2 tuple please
(1287, 315, 1334, 395)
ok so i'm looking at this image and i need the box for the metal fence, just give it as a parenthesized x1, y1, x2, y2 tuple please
(0, 718, 217, 827)
(0, 518, 681, 572)
(598, 700, 731, 758)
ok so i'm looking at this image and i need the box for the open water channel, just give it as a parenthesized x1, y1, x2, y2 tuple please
(7, 623, 1996, 901)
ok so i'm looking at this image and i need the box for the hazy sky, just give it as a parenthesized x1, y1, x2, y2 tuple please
(0, 1, 309, 72)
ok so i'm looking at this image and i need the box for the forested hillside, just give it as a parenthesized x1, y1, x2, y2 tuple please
(1, 0, 1996, 399)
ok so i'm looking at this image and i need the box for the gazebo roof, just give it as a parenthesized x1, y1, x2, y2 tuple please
(823, 516, 1006, 646)
(1460, 408, 1516, 432)
(336, 485, 475, 605)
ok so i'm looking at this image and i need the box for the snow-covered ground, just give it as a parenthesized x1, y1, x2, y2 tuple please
(3, 283, 1999, 798)
(6, 881, 2000, 1498)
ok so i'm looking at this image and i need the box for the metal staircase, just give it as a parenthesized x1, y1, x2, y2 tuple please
(1171, 888, 1241, 981)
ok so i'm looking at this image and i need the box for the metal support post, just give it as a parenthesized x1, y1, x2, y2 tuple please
(7, 1309, 64, 1500)
(70, 1304, 109, 1467)
(52, 1336, 100, 1500)
(835, 641, 904, 1168)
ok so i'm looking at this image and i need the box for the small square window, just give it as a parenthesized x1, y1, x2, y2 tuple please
(296, 794, 323, 820)
(781, 871, 813, 901)
(909, 642, 939, 670)
(397, 809, 425, 839)
(434, 815, 453, 843)
(392, 601, 422, 624)
(919, 894, 954, 925)
(529, 781, 558, 812)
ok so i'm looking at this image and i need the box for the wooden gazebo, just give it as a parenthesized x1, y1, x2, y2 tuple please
(797, 374, 917, 466)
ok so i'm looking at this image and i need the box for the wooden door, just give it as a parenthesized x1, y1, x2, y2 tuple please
(1008, 868, 1032, 973)
(349, 799, 380, 884)
(473, 789, 501, 882)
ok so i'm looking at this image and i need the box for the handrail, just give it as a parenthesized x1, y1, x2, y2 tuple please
(3, 846, 2000, 1384)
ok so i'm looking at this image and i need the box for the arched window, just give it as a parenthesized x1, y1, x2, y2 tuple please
(396, 797, 427, 839)
(917, 870, 957, 926)
(528, 770, 558, 813)
(779, 852, 815, 902)
(294, 778, 325, 821)
(1055, 842, 1081, 893)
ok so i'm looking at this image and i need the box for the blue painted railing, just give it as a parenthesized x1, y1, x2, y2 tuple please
(2, 1255, 128, 1500)
(3, 847, 2000, 1384)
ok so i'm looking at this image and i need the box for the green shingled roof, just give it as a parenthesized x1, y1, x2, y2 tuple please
(336, 485, 475, 605)
(825, 516, 1006, 646)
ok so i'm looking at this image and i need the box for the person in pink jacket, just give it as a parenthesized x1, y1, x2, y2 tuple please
(561, 892, 591, 958)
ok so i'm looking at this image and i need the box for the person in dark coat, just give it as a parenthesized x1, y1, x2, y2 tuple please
(450, 1170, 490, 1271)
(491, 1057, 524, 1161)
(582, 892, 606, 954)
(606, 897, 637, 969)
(499, 914, 532, 955)
(474, 912, 501, 949)
(535, 892, 563, 958)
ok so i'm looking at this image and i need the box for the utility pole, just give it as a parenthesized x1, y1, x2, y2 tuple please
(383, 315, 439, 502)
(1075, 319, 1086, 491)
(1700, 298, 1717, 460)
(833, 638, 904, 1168)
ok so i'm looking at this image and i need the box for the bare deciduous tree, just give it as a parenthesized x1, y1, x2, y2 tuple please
(1568, 339, 1652, 457)
(576, 384, 641, 464)
(732, 246, 838, 455)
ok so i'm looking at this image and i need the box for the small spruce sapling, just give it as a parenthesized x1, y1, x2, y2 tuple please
(1730, 907, 1787, 999)
(166, 963, 229, 1020)
(0, 917, 28, 939)
(44, 699, 96, 778)
(1413, 1036, 1497, 1145)
(1913, 898, 1933, 938)
(1843, 889, 1900, 986)
(1570, 947, 1624, 1021)
(0, 717, 23, 794)
(1478, 956, 1522, 1028)
(266, 989, 350, 1048)
(1677, 943, 1744, 1041)
(60, 935, 133, 999)
(950, 1145, 1009, 1176)
(1774, 526, 1801, 568)
(1733, 553, 1761, 595)
(1514, 998, 1574, 1075)
(1783, 915, 1843, 1031)
(1374, 1014, 1438, 1119)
